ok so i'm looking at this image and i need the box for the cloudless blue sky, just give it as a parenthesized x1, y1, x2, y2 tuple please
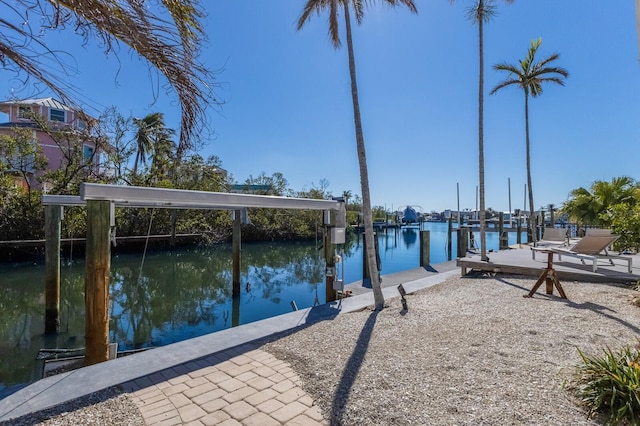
(2, 1, 639, 213)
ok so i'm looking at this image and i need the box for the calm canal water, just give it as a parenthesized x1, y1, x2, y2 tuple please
(0, 223, 525, 392)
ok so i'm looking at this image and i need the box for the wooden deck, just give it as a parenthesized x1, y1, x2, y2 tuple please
(457, 245, 640, 284)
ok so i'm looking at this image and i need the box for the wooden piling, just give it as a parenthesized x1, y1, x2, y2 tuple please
(232, 210, 241, 298)
(324, 227, 336, 302)
(84, 200, 111, 365)
(499, 212, 509, 250)
(232, 293, 240, 327)
(516, 217, 522, 245)
(45, 205, 62, 334)
(362, 232, 369, 281)
(457, 228, 469, 258)
(419, 230, 430, 267)
(447, 216, 453, 261)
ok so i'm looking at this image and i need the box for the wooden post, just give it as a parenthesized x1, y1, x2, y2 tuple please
(516, 217, 522, 245)
(232, 293, 240, 327)
(324, 227, 336, 302)
(374, 233, 381, 281)
(499, 212, 509, 250)
(525, 251, 567, 299)
(45, 205, 62, 334)
(85, 200, 111, 365)
(419, 230, 430, 267)
(232, 210, 241, 298)
(447, 216, 453, 261)
(457, 228, 469, 258)
(362, 231, 370, 281)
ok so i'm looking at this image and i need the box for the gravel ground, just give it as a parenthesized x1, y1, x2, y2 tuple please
(3, 387, 144, 425)
(6, 273, 638, 425)
(263, 274, 639, 425)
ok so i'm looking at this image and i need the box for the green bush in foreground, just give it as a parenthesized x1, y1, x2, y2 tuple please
(570, 344, 640, 424)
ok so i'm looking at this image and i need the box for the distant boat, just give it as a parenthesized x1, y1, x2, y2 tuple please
(401, 206, 418, 224)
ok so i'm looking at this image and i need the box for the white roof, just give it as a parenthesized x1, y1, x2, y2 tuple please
(0, 97, 73, 111)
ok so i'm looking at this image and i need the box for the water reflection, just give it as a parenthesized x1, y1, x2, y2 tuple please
(0, 223, 526, 391)
(402, 228, 418, 248)
(0, 241, 328, 393)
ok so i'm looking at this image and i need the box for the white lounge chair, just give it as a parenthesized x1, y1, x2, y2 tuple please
(531, 228, 570, 260)
(532, 233, 632, 273)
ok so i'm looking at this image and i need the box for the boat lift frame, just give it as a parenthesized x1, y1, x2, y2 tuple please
(42, 183, 345, 365)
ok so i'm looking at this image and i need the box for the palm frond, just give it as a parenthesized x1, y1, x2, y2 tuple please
(465, 0, 497, 24)
(3, 0, 215, 159)
(491, 38, 567, 97)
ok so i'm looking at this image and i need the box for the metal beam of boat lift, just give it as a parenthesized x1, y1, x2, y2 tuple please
(43, 183, 343, 211)
(41, 183, 345, 364)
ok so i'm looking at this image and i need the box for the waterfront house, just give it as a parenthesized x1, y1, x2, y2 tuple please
(0, 97, 101, 190)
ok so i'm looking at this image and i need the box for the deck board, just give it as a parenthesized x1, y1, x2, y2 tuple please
(457, 246, 639, 283)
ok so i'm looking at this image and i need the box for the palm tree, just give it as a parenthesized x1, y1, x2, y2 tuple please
(453, 0, 512, 261)
(149, 128, 177, 180)
(132, 112, 176, 181)
(297, 0, 417, 310)
(562, 176, 638, 227)
(341, 190, 352, 224)
(132, 113, 162, 174)
(490, 38, 568, 243)
(0, 1, 214, 154)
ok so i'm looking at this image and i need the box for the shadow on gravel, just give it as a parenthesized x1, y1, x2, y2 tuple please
(330, 310, 379, 425)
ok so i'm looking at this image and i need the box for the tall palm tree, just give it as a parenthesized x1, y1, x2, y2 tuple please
(454, 0, 512, 261)
(0, 1, 214, 153)
(298, 0, 417, 310)
(490, 38, 568, 243)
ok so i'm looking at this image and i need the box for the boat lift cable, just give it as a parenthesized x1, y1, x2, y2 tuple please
(138, 209, 155, 285)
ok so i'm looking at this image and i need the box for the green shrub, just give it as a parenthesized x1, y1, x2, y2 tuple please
(570, 344, 640, 424)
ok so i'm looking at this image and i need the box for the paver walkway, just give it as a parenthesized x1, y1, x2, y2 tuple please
(123, 346, 326, 426)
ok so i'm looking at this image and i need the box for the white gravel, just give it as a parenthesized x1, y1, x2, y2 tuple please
(3, 387, 144, 425)
(263, 274, 639, 425)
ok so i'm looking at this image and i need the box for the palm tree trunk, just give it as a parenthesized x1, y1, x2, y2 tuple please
(133, 151, 140, 175)
(478, 6, 487, 261)
(524, 92, 537, 243)
(344, 0, 384, 309)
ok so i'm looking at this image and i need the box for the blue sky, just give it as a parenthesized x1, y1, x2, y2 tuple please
(2, 1, 639, 213)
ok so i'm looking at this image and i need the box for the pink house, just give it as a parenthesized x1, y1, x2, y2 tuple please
(0, 97, 101, 190)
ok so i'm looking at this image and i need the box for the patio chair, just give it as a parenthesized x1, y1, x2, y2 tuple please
(531, 228, 569, 260)
(533, 233, 632, 273)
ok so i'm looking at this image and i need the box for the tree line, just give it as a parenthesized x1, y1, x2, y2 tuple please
(0, 110, 371, 247)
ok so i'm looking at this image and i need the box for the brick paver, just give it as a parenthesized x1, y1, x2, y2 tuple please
(127, 348, 328, 425)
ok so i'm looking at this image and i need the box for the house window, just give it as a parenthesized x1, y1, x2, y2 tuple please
(50, 108, 65, 122)
(18, 106, 32, 119)
(83, 144, 95, 164)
